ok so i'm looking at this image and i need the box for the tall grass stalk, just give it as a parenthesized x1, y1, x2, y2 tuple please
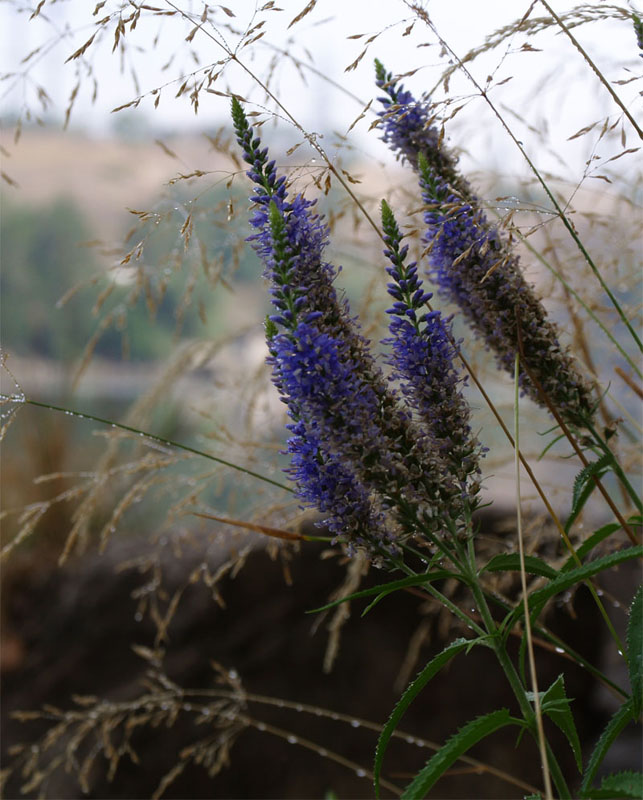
(1, 3, 641, 799)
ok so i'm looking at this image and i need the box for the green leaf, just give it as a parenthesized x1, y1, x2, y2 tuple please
(482, 553, 558, 579)
(561, 522, 621, 571)
(307, 571, 456, 615)
(361, 570, 458, 617)
(626, 585, 643, 718)
(400, 709, 516, 798)
(581, 697, 636, 796)
(538, 431, 565, 460)
(374, 638, 474, 798)
(540, 674, 582, 772)
(565, 455, 611, 534)
(504, 547, 643, 631)
(585, 770, 643, 799)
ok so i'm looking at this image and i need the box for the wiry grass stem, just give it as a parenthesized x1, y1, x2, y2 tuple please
(539, 0, 643, 140)
(513, 354, 553, 800)
(2, 395, 293, 493)
(405, 1, 643, 354)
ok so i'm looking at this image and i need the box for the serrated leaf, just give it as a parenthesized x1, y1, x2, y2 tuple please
(565, 455, 611, 534)
(482, 553, 558, 579)
(505, 547, 643, 631)
(401, 709, 516, 798)
(374, 638, 475, 797)
(626, 585, 643, 717)
(307, 570, 457, 615)
(581, 697, 636, 796)
(541, 675, 582, 772)
(585, 770, 643, 798)
(561, 522, 621, 571)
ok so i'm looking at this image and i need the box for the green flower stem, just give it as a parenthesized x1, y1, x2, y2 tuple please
(545, 740, 573, 800)
(464, 538, 571, 799)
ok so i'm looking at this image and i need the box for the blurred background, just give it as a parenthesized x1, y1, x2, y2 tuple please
(1, 2, 641, 797)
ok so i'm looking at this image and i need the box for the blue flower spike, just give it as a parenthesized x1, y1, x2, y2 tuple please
(374, 64, 595, 427)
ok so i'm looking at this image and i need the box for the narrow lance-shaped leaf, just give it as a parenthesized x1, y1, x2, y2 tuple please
(374, 638, 478, 797)
(503, 547, 643, 632)
(533, 674, 582, 772)
(565, 454, 611, 534)
(401, 709, 517, 799)
(585, 770, 643, 799)
(561, 521, 622, 571)
(482, 552, 558, 580)
(581, 697, 636, 796)
(307, 571, 458, 615)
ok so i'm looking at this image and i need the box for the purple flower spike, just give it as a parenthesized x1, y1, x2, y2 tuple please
(381, 200, 483, 496)
(418, 158, 594, 424)
(232, 98, 465, 554)
(373, 64, 595, 426)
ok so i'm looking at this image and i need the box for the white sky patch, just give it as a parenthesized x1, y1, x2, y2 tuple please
(1, 1, 640, 181)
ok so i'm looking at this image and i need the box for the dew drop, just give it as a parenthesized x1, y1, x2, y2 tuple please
(554, 646, 564, 654)
(256, 722, 266, 731)
(295, 704, 303, 712)
(356, 769, 366, 778)
(287, 735, 298, 744)
(183, 703, 192, 711)
(134, 612, 143, 622)
(319, 748, 328, 757)
(350, 719, 360, 728)
(228, 669, 239, 680)
(330, 712, 339, 720)
(405, 735, 416, 744)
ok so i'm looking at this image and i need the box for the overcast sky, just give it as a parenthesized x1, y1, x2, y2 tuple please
(1, 1, 641, 179)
